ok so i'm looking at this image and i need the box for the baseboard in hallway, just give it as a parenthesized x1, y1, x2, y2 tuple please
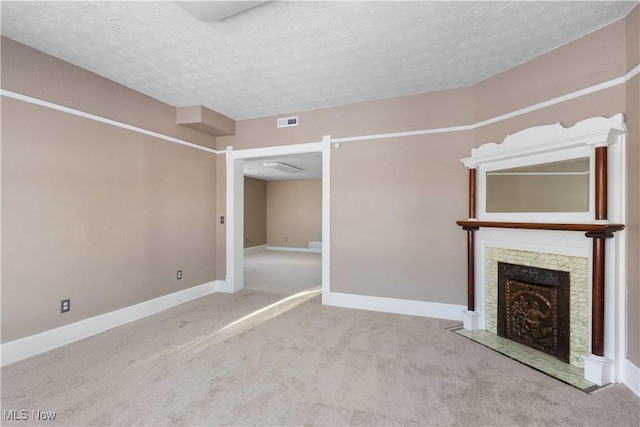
(266, 246, 321, 253)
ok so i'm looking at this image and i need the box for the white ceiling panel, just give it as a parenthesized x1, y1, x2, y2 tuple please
(244, 152, 322, 181)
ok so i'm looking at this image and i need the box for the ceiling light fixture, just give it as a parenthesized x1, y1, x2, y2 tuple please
(176, 1, 268, 22)
(263, 162, 303, 174)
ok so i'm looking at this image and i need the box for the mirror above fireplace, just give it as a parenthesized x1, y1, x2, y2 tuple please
(486, 157, 590, 213)
(461, 114, 625, 223)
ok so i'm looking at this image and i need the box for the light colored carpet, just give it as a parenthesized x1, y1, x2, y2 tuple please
(1, 251, 639, 426)
(244, 250, 321, 296)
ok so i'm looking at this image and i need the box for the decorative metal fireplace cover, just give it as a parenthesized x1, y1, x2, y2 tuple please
(497, 262, 570, 363)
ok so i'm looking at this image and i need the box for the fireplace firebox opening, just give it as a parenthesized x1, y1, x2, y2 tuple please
(497, 262, 570, 363)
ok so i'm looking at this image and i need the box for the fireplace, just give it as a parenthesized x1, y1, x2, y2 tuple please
(484, 245, 589, 368)
(456, 114, 627, 387)
(497, 262, 570, 363)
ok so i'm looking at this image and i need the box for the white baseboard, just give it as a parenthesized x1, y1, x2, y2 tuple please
(244, 244, 267, 255)
(215, 279, 233, 293)
(325, 291, 466, 321)
(623, 358, 640, 397)
(267, 246, 321, 253)
(0, 280, 223, 367)
(584, 354, 612, 386)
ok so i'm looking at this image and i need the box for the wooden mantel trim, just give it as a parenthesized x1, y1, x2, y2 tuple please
(456, 220, 625, 233)
(465, 169, 478, 312)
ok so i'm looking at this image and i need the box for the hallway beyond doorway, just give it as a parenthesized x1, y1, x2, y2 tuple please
(244, 249, 321, 297)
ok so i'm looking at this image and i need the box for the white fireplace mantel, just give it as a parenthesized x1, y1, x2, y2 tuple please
(461, 113, 624, 168)
(457, 114, 626, 387)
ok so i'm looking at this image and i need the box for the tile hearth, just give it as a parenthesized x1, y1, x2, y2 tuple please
(453, 327, 598, 393)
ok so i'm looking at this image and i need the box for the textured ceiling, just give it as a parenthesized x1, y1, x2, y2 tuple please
(1, 1, 637, 120)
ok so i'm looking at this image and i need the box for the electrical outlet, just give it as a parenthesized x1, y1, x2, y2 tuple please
(61, 299, 70, 313)
(284, 236, 288, 242)
(177, 270, 182, 280)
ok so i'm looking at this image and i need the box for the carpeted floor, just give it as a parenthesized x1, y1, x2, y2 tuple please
(1, 250, 639, 426)
(243, 249, 322, 296)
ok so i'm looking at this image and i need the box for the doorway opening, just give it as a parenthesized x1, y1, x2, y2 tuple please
(225, 138, 331, 302)
(244, 151, 322, 296)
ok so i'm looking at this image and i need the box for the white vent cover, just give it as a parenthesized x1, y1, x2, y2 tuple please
(309, 241, 322, 250)
(277, 116, 298, 128)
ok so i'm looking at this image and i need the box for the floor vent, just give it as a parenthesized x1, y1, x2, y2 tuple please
(309, 241, 322, 250)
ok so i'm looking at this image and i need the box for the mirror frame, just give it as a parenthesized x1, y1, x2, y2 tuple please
(460, 114, 625, 224)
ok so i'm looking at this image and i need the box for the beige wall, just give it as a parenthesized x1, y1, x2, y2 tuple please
(625, 5, 640, 366)
(218, 86, 474, 151)
(626, 73, 639, 366)
(473, 18, 627, 126)
(244, 177, 267, 248)
(331, 132, 473, 302)
(266, 180, 322, 249)
(216, 155, 227, 280)
(0, 37, 216, 150)
(1, 38, 218, 342)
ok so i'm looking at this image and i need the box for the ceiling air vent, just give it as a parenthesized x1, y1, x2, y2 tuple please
(277, 116, 298, 128)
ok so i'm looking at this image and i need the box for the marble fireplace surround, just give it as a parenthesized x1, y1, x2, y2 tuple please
(479, 230, 590, 368)
(457, 114, 626, 387)
(484, 243, 589, 368)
